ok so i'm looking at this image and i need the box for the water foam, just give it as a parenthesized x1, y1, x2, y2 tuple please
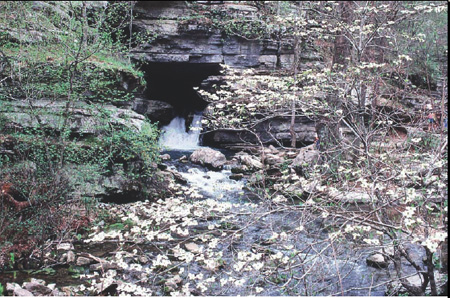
(159, 114, 203, 150)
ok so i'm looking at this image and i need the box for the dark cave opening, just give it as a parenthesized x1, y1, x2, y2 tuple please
(142, 62, 221, 119)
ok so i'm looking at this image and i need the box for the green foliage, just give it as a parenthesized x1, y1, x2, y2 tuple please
(0, 0, 160, 269)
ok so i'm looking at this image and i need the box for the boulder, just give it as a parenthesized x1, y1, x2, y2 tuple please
(190, 148, 227, 170)
(366, 253, 389, 269)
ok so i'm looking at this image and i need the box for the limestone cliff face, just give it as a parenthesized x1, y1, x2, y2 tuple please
(131, 1, 295, 69)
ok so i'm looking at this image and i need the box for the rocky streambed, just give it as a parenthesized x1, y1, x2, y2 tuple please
(2, 145, 444, 296)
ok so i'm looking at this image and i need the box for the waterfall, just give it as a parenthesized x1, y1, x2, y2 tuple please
(159, 114, 203, 150)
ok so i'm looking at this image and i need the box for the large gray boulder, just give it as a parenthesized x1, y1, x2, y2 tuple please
(190, 147, 226, 170)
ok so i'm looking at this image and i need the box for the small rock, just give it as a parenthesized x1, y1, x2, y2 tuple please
(138, 256, 149, 264)
(202, 259, 221, 271)
(165, 275, 183, 288)
(160, 154, 171, 161)
(230, 173, 244, 181)
(59, 253, 67, 263)
(56, 242, 74, 251)
(179, 155, 187, 161)
(185, 242, 202, 253)
(382, 247, 395, 258)
(60, 286, 73, 296)
(231, 165, 249, 174)
(264, 154, 284, 165)
(89, 262, 118, 271)
(158, 163, 168, 170)
(13, 288, 34, 296)
(29, 278, 46, 285)
(47, 284, 56, 290)
(67, 251, 76, 263)
(6, 283, 21, 294)
(366, 253, 389, 269)
(76, 256, 93, 266)
(238, 154, 263, 170)
(286, 151, 298, 158)
(24, 281, 53, 296)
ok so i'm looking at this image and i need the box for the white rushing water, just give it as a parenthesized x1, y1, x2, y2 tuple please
(159, 114, 203, 150)
(179, 167, 244, 199)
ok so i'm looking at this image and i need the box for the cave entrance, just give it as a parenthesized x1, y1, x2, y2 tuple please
(143, 62, 221, 118)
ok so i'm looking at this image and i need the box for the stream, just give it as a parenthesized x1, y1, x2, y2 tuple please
(0, 114, 429, 296)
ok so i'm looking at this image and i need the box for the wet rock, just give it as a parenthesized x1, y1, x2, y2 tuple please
(366, 253, 389, 269)
(160, 154, 171, 161)
(190, 148, 227, 170)
(157, 163, 168, 170)
(230, 173, 244, 181)
(76, 256, 93, 266)
(231, 165, 249, 174)
(24, 281, 53, 296)
(166, 169, 188, 185)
